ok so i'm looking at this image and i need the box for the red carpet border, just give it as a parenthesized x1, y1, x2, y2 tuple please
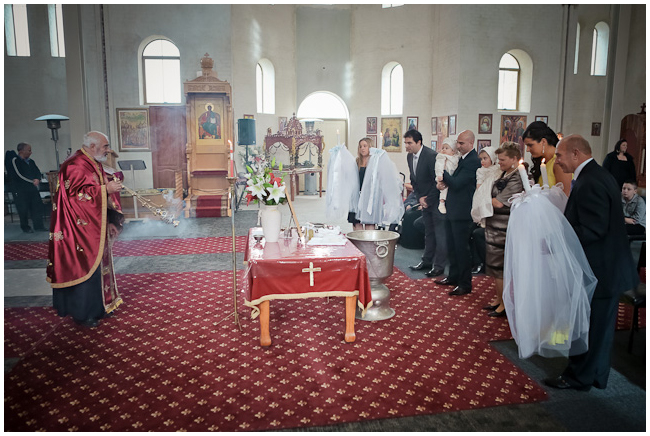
(5, 269, 547, 432)
(4, 236, 247, 261)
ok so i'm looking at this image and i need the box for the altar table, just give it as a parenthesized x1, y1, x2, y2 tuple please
(243, 228, 372, 346)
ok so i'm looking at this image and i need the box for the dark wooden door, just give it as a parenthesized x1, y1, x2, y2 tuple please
(149, 106, 187, 190)
(620, 113, 646, 188)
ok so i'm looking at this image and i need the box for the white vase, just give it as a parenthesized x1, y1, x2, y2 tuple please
(261, 204, 282, 243)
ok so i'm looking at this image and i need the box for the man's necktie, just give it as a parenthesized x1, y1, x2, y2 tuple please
(413, 155, 418, 177)
(570, 179, 575, 191)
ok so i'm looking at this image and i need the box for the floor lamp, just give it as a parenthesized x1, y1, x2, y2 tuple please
(34, 114, 69, 169)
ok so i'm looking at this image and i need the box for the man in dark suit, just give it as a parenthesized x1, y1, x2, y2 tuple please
(404, 129, 447, 277)
(434, 130, 481, 295)
(546, 134, 638, 391)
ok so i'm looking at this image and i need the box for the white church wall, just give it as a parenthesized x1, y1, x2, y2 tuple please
(623, 4, 646, 119)
(562, 4, 613, 160)
(231, 4, 297, 159)
(457, 4, 564, 159)
(295, 5, 351, 111)
(348, 4, 436, 178)
(4, 4, 69, 174)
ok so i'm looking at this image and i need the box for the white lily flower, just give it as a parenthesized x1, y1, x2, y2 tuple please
(247, 181, 266, 198)
(266, 181, 286, 204)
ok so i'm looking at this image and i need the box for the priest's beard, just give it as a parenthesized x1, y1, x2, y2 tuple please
(94, 154, 108, 163)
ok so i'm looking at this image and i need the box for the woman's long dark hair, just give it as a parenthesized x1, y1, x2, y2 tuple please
(614, 138, 627, 154)
(522, 121, 559, 183)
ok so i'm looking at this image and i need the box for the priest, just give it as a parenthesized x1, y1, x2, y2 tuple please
(47, 131, 125, 327)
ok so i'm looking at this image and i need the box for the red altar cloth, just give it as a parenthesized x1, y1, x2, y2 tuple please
(243, 228, 372, 318)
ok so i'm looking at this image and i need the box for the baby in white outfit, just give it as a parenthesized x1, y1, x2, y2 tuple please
(435, 137, 460, 214)
(470, 145, 502, 225)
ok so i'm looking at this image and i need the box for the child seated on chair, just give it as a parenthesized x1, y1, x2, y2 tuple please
(435, 137, 460, 214)
(622, 180, 646, 236)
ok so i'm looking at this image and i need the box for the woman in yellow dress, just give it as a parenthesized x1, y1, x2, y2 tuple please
(522, 121, 572, 196)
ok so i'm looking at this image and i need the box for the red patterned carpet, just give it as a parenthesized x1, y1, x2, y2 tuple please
(5, 269, 549, 432)
(4, 236, 247, 261)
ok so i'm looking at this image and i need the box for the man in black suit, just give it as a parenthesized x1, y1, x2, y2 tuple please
(434, 130, 481, 296)
(405, 129, 447, 277)
(545, 134, 638, 391)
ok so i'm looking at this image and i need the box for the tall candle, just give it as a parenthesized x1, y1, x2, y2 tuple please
(228, 140, 234, 177)
(540, 158, 549, 187)
(336, 129, 340, 144)
(518, 159, 531, 192)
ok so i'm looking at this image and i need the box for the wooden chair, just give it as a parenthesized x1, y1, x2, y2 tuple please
(620, 238, 646, 353)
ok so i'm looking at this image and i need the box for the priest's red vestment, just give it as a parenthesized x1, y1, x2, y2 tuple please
(47, 149, 123, 314)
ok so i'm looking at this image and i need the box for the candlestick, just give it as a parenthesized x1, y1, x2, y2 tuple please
(518, 159, 531, 192)
(540, 158, 549, 188)
(228, 140, 234, 178)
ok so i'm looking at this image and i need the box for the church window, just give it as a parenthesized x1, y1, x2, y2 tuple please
(498, 53, 519, 111)
(4, 4, 30, 57)
(48, 4, 65, 57)
(142, 39, 181, 104)
(590, 21, 609, 76)
(256, 58, 276, 114)
(382, 4, 404, 8)
(297, 91, 348, 120)
(573, 22, 580, 74)
(381, 62, 403, 116)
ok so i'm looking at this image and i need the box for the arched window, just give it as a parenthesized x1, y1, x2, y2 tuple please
(141, 38, 181, 104)
(590, 21, 609, 76)
(573, 22, 580, 74)
(256, 58, 275, 114)
(297, 91, 349, 120)
(498, 53, 519, 111)
(381, 62, 403, 116)
(497, 50, 533, 113)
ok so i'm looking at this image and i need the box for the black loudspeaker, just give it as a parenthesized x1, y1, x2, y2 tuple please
(237, 119, 256, 145)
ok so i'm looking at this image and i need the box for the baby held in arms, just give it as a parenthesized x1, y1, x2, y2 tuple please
(471, 146, 502, 225)
(435, 137, 460, 214)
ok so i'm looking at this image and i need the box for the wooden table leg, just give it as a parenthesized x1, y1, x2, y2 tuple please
(344, 296, 356, 343)
(259, 300, 271, 346)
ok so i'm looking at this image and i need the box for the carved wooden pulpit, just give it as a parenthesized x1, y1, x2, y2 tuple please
(183, 54, 233, 217)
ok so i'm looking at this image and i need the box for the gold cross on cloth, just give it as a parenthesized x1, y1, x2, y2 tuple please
(301, 262, 322, 287)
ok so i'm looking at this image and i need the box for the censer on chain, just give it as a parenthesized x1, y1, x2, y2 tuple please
(120, 184, 181, 227)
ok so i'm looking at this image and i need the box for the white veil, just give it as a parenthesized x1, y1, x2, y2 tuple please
(325, 144, 360, 221)
(357, 148, 405, 226)
(540, 182, 569, 213)
(503, 186, 597, 359)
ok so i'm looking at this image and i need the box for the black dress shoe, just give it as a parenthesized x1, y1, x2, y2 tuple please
(74, 318, 100, 328)
(543, 376, 591, 391)
(425, 267, 445, 277)
(409, 261, 432, 271)
(488, 308, 506, 317)
(23, 228, 34, 233)
(471, 263, 485, 274)
(434, 277, 457, 286)
(482, 304, 499, 311)
(449, 286, 471, 296)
